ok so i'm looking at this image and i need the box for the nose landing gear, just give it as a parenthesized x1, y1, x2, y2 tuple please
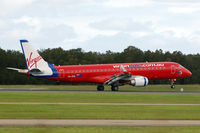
(170, 79, 176, 89)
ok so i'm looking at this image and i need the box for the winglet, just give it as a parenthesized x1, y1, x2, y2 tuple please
(120, 64, 127, 73)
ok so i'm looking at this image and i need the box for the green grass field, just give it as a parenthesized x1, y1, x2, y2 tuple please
(0, 92, 200, 103)
(0, 104, 200, 119)
(0, 126, 200, 133)
(1, 84, 200, 91)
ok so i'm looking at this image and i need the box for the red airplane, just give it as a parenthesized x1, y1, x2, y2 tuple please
(7, 40, 192, 91)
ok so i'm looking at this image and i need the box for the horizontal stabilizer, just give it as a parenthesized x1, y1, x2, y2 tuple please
(6, 67, 28, 74)
(29, 68, 43, 75)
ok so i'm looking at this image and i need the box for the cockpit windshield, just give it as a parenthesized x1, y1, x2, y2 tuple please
(179, 65, 184, 68)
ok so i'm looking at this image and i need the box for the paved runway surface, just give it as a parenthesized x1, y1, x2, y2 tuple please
(1, 88, 200, 94)
(0, 119, 200, 126)
(0, 102, 200, 106)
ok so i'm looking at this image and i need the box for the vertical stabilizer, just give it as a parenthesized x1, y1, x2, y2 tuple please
(20, 40, 57, 77)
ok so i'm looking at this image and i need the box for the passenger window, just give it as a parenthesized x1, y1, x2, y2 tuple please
(90, 70, 92, 72)
(148, 68, 150, 70)
(97, 69, 99, 72)
(133, 68, 135, 70)
(105, 69, 107, 71)
(129, 68, 131, 71)
(71, 70, 73, 73)
(86, 70, 89, 72)
(79, 70, 81, 72)
(75, 70, 77, 72)
(108, 69, 110, 71)
(101, 69, 103, 72)
(93, 70, 96, 72)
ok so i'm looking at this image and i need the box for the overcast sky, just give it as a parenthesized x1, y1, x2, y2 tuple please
(0, 0, 200, 54)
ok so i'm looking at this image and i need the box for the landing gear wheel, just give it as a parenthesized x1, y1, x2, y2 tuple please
(111, 85, 119, 91)
(171, 85, 175, 89)
(170, 79, 176, 89)
(97, 85, 104, 91)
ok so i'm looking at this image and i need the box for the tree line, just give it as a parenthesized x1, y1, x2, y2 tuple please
(0, 46, 198, 85)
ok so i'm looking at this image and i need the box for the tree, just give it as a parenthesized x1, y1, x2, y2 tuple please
(0, 45, 198, 84)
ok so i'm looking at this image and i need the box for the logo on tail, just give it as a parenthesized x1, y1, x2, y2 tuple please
(26, 52, 42, 68)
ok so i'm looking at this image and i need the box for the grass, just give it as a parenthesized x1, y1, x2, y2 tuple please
(1, 84, 200, 91)
(0, 126, 200, 133)
(0, 104, 200, 119)
(0, 92, 200, 103)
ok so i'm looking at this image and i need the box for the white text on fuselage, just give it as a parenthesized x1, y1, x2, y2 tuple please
(113, 64, 164, 68)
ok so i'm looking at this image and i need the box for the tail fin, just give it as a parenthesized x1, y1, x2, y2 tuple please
(20, 40, 58, 77)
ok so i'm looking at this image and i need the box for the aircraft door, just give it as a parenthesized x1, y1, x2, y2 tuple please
(171, 65, 176, 74)
(59, 69, 65, 78)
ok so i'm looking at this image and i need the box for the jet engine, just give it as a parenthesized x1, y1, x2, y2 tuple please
(130, 77, 148, 87)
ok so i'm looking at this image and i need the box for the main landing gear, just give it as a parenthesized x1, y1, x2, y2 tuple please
(97, 85, 104, 91)
(111, 85, 119, 91)
(170, 79, 176, 89)
(97, 85, 119, 91)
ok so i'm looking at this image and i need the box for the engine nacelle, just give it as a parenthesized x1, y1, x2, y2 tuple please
(130, 77, 148, 87)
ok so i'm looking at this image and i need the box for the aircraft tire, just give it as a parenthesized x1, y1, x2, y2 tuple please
(97, 85, 104, 91)
(111, 85, 119, 91)
(171, 85, 175, 89)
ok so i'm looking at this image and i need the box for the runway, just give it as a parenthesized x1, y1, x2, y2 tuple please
(0, 102, 200, 106)
(0, 88, 200, 94)
(0, 119, 200, 126)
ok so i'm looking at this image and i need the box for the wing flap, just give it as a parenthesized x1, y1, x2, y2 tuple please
(105, 73, 132, 85)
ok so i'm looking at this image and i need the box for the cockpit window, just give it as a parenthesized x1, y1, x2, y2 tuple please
(179, 65, 184, 68)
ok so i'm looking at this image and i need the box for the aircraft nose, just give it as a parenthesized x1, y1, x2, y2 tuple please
(183, 68, 192, 77)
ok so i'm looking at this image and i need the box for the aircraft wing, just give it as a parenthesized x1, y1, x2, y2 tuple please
(104, 65, 132, 85)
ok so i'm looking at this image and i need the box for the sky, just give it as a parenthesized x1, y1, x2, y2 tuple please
(0, 0, 200, 54)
